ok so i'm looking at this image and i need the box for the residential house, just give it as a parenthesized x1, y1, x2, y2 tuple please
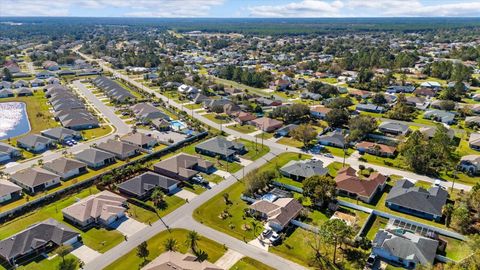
(423, 110, 456, 124)
(16, 88, 33, 96)
(280, 159, 329, 181)
(195, 136, 246, 161)
(234, 111, 257, 125)
(0, 180, 22, 204)
(121, 133, 157, 149)
(141, 251, 222, 270)
(317, 131, 346, 148)
(177, 84, 199, 95)
(356, 104, 386, 113)
(469, 132, 480, 151)
(386, 85, 415, 94)
(17, 134, 55, 152)
(30, 78, 45, 87)
(459, 155, 480, 175)
(419, 126, 455, 139)
(0, 89, 14, 98)
(349, 89, 372, 99)
(153, 153, 214, 181)
(62, 191, 126, 228)
(275, 124, 298, 137)
(0, 219, 79, 265)
(0, 81, 11, 89)
(310, 105, 331, 119)
(406, 96, 430, 110)
(35, 71, 55, 79)
(92, 76, 136, 103)
(386, 179, 448, 221)
(74, 148, 116, 169)
(43, 157, 87, 180)
(420, 81, 441, 90)
(413, 87, 436, 97)
(151, 118, 171, 131)
(257, 97, 282, 107)
(356, 141, 396, 157)
(12, 80, 28, 88)
(10, 167, 61, 194)
(372, 229, 439, 268)
(42, 60, 60, 71)
(0, 142, 22, 163)
(335, 167, 387, 203)
(378, 122, 411, 136)
(130, 103, 170, 124)
(41, 127, 82, 143)
(118, 172, 180, 198)
(251, 117, 284, 132)
(95, 139, 140, 160)
(249, 197, 303, 231)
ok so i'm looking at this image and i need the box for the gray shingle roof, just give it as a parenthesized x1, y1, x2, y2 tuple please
(0, 219, 79, 261)
(118, 172, 180, 197)
(43, 157, 86, 175)
(280, 159, 328, 179)
(74, 148, 115, 164)
(373, 229, 438, 266)
(0, 180, 22, 198)
(195, 136, 244, 157)
(10, 167, 59, 188)
(41, 127, 81, 141)
(386, 179, 448, 216)
(17, 134, 54, 148)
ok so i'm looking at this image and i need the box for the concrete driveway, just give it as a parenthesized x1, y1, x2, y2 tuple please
(215, 249, 244, 269)
(71, 244, 101, 264)
(238, 157, 252, 166)
(213, 169, 232, 179)
(172, 188, 197, 201)
(111, 217, 148, 237)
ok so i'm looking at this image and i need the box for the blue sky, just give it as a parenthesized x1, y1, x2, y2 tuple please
(1, 0, 480, 17)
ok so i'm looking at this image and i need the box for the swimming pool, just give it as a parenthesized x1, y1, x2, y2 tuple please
(0, 102, 31, 140)
(170, 120, 187, 131)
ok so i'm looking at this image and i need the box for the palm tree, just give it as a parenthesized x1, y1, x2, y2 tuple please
(163, 238, 178, 251)
(186, 231, 200, 253)
(151, 187, 165, 208)
(101, 174, 113, 189)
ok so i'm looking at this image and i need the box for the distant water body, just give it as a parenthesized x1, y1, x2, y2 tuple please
(0, 102, 31, 140)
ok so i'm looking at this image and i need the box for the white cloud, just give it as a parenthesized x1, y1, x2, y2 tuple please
(0, 0, 225, 17)
(248, 0, 344, 17)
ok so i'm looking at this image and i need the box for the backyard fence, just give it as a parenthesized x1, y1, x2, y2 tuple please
(291, 219, 319, 234)
(273, 181, 304, 193)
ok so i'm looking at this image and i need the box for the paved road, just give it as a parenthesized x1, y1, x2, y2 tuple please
(72, 80, 130, 134)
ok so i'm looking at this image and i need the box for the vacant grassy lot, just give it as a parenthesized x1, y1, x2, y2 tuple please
(236, 138, 270, 161)
(104, 229, 226, 270)
(229, 257, 275, 270)
(127, 195, 185, 224)
(203, 113, 232, 124)
(228, 124, 257, 134)
(277, 137, 304, 148)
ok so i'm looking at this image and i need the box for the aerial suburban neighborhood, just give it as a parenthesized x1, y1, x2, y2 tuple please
(0, 2, 480, 270)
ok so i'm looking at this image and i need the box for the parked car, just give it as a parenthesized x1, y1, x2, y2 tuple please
(262, 229, 272, 238)
(323, 153, 334, 158)
(269, 232, 281, 244)
(366, 254, 377, 268)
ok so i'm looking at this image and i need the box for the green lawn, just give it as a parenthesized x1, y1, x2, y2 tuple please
(228, 124, 257, 134)
(237, 139, 270, 161)
(277, 137, 304, 148)
(0, 187, 124, 254)
(255, 132, 274, 139)
(193, 153, 310, 241)
(127, 195, 186, 224)
(203, 113, 232, 124)
(104, 229, 226, 270)
(229, 257, 275, 270)
(184, 103, 202, 110)
(270, 227, 368, 269)
(365, 215, 389, 240)
(441, 235, 472, 261)
(81, 125, 114, 140)
(322, 146, 354, 157)
(0, 254, 79, 270)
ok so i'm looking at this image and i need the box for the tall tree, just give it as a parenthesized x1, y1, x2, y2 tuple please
(163, 238, 178, 252)
(151, 187, 165, 208)
(303, 175, 336, 206)
(320, 219, 353, 264)
(186, 231, 200, 253)
(290, 124, 318, 147)
(325, 108, 349, 128)
(55, 245, 72, 263)
(136, 241, 150, 262)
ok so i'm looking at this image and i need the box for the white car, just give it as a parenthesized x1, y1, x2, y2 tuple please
(269, 232, 281, 244)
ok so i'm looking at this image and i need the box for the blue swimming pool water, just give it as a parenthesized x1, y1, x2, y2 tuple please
(170, 120, 187, 131)
(0, 102, 31, 140)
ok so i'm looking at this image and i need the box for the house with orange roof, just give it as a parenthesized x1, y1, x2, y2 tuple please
(356, 141, 397, 157)
(335, 167, 387, 203)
